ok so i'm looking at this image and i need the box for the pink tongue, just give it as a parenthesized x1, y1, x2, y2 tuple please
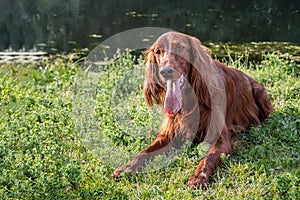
(164, 79, 182, 114)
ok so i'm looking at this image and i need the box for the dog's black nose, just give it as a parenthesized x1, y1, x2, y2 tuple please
(159, 66, 174, 79)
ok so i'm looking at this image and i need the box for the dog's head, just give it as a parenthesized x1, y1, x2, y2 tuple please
(143, 32, 213, 115)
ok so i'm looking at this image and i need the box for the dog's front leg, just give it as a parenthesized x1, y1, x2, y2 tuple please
(111, 133, 173, 179)
(187, 133, 233, 189)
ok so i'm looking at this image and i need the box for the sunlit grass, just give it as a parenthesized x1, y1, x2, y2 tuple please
(0, 51, 299, 199)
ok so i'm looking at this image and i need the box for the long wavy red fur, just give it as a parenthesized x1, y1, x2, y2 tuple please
(112, 32, 273, 189)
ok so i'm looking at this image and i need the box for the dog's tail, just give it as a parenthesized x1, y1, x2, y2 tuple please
(251, 82, 274, 121)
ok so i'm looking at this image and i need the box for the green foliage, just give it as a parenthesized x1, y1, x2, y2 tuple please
(0, 51, 299, 199)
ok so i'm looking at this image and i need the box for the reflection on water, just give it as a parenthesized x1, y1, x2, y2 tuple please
(0, 0, 299, 53)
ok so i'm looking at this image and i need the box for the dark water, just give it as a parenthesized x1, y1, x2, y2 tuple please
(0, 0, 299, 53)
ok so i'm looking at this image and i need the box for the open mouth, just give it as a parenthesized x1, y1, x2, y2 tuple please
(163, 74, 186, 115)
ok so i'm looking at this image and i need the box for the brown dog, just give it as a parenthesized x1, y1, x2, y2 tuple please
(111, 32, 273, 189)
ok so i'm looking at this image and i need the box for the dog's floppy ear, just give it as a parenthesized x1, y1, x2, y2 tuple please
(188, 36, 212, 71)
(188, 36, 218, 91)
(188, 36, 227, 144)
(143, 48, 165, 107)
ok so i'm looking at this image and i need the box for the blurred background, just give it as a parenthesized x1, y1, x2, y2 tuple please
(0, 0, 299, 53)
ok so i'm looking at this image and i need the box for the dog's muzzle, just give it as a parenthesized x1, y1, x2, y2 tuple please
(159, 66, 186, 114)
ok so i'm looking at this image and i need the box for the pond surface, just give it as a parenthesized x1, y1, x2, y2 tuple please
(0, 0, 299, 54)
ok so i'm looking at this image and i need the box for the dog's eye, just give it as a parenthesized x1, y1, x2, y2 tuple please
(155, 49, 161, 55)
(177, 46, 185, 52)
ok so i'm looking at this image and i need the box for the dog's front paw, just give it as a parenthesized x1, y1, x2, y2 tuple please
(111, 164, 133, 180)
(187, 172, 209, 189)
(111, 154, 147, 180)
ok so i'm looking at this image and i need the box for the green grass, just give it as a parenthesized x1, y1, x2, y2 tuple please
(0, 51, 299, 199)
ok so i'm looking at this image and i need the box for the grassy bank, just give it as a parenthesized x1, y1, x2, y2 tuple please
(0, 52, 299, 199)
